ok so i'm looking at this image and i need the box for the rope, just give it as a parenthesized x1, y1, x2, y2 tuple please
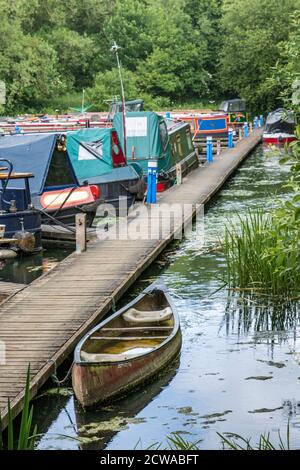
(49, 359, 74, 387)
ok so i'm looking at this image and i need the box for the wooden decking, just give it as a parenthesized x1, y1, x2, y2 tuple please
(0, 129, 263, 428)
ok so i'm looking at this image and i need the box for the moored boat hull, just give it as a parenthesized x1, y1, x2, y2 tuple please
(72, 284, 181, 408)
(72, 328, 181, 408)
(263, 133, 296, 145)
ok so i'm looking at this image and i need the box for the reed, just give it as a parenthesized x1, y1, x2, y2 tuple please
(0, 366, 38, 450)
(223, 208, 300, 298)
(218, 424, 291, 450)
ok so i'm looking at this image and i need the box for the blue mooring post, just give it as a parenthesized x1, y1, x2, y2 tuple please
(206, 136, 213, 163)
(15, 125, 21, 134)
(146, 161, 152, 204)
(254, 116, 258, 129)
(147, 160, 157, 204)
(228, 128, 234, 148)
(243, 122, 249, 138)
(165, 111, 171, 119)
(259, 115, 263, 127)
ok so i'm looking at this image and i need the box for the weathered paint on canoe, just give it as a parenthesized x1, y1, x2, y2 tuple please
(72, 284, 181, 407)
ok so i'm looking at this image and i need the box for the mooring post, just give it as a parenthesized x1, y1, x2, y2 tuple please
(165, 111, 171, 119)
(217, 139, 221, 156)
(249, 121, 253, 133)
(206, 136, 213, 163)
(176, 163, 182, 185)
(238, 127, 243, 141)
(254, 116, 258, 129)
(147, 160, 157, 203)
(244, 122, 249, 138)
(146, 161, 153, 204)
(76, 213, 87, 254)
(228, 128, 234, 148)
(259, 115, 264, 127)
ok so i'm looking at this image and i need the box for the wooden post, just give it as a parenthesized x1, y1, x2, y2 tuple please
(216, 139, 221, 156)
(176, 163, 182, 185)
(76, 213, 86, 254)
(249, 122, 253, 133)
(238, 128, 242, 141)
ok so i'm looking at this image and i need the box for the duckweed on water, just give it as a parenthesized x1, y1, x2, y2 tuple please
(78, 417, 146, 436)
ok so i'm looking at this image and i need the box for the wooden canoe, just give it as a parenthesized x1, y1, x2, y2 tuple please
(72, 283, 181, 407)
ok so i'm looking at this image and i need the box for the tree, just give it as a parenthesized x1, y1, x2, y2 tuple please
(0, 0, 66, 113)
(218, 0, 300, 112)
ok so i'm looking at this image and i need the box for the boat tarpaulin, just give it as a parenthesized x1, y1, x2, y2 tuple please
(66, 128, 114, 181)
(113, 111, 172, 173)
(113, 111, 163, 159)
(0, 133, 57, 194)
(265, 108, 295, 134)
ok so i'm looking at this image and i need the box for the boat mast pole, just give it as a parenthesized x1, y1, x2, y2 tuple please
(111, 41, 127, 161)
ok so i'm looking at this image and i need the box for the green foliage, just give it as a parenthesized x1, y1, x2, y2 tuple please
(218, 424, 291, 450)
(218, 0, 300, 112)
(0, 0, 299, 113)
(0, 366, 38, 450)
(267, 13, 300, 115)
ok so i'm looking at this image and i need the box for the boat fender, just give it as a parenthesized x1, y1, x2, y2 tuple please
(13, 230, 36, 253)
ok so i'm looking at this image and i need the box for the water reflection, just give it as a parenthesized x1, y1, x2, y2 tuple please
(222, 294, 300, 336)
(0, 247, 72, 284)
(36, 147, 300, 450)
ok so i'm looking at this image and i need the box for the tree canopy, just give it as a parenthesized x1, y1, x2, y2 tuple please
(0, 0, 299, 114)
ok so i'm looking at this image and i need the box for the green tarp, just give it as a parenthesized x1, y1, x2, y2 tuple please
(113, 111, 172, 173)
(66, 128, 114, 181)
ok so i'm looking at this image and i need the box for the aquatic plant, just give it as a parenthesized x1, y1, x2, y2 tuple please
(218, 425, 291, 450)
(0, 366, 38, 450)
(223, 204, 300, 298)
(147, 432, 201, 450)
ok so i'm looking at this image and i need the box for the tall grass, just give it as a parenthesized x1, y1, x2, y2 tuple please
(223, 209, 300, 298)
(218, 425, 291, 450)
(0, 366, 38, 450)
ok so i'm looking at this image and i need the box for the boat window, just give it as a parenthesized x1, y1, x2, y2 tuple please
(229, 101, 246, 112)
(176, 134, 183, 157)
(172, 142, 177, 156)
(219, 101, 228, 113)
(45, 149, 76, 188)
(186, 128, 193, 151)
(159, 121, 169, 151)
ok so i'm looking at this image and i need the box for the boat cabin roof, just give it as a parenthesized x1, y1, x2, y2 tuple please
(0, 133, 78, 195)
(219, 99, 246, 113)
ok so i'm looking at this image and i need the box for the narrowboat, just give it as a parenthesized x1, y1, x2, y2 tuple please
(113, 111, 198, 191)
(0, 133, 101, 227)
(219, 99, 249, 126)
(263, 108, 296, 145)
(172, 112, 229, 140)
(66, 128, 145, 214)
(0, 158, 42, 254)
(72, 283, 181, 407)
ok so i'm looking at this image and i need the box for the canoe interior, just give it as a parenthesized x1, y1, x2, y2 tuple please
(80, 289, 174, 362)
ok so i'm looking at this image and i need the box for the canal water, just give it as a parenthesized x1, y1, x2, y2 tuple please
(0, 246, 72, 285)
(34, 145, 300, 450)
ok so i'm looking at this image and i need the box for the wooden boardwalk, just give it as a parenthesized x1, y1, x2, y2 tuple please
(0, 129, 262, 428)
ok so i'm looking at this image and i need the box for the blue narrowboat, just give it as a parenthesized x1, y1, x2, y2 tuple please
(0, 133, 102, 227)
(0, 158, 42, 253)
